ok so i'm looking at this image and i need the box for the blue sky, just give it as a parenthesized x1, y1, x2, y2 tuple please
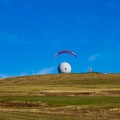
(0, 0, 120, 77)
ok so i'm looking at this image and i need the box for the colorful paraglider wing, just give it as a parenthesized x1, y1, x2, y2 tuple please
(54, 50, 77, 58)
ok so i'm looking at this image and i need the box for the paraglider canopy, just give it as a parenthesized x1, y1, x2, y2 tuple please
(54, 50, 77, 58)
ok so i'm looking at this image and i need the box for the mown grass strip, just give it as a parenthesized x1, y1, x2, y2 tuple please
(0, 96, 120, 107)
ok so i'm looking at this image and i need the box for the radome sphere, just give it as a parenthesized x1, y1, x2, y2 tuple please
(58, 62, 71, 73)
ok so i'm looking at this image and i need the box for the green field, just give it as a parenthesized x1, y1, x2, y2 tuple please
(0, 73, 120, 120)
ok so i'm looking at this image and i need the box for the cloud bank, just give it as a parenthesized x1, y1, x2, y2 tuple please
(0, 32, 32, 44)
(37, 67, 56, 75)
(0, 73, 8, 78)
(89, 54, 101, 61)
(88, 46, 120, 62)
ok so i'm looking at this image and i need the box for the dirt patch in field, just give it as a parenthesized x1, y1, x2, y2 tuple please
(38, 91, 95, 96)
(0, 101, 47, 108)
(37, 90, 120, 96)
(0, 90, 120, 97)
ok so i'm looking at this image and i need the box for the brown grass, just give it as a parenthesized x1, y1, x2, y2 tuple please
(0, 73, 120, 120)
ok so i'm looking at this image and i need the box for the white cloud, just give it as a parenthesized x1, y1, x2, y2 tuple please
(106, 2, 120, 9)
(19, 72, 28, 76)
(0, 67, 55, 78)
(85, 15, 101, 22)
(88, 46, 120, 62)
(89, 54, 101, 61)
(0, 71, 29, 78)
(76, 15, 101, 25)
(0, 32, 32, 44)
(0, 73, 8, 78)
(37, 67, 55, 75)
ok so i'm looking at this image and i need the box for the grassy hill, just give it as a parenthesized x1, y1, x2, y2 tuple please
(0, 73, 120, 120)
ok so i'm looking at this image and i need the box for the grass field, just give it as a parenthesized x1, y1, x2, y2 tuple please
(0, 73, 120, 120)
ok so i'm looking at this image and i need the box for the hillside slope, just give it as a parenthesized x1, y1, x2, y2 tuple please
(0, 73, 120, 85)
(0, 73, 120, 120)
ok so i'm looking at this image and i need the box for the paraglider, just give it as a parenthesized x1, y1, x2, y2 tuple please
(54, 50, 77, 58)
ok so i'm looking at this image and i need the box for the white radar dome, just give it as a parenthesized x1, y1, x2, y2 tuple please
(58, 62, 71, 73)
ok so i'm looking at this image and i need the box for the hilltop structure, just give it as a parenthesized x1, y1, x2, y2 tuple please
(58, 62, 71, 73)
(88, 68, 92, 73)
